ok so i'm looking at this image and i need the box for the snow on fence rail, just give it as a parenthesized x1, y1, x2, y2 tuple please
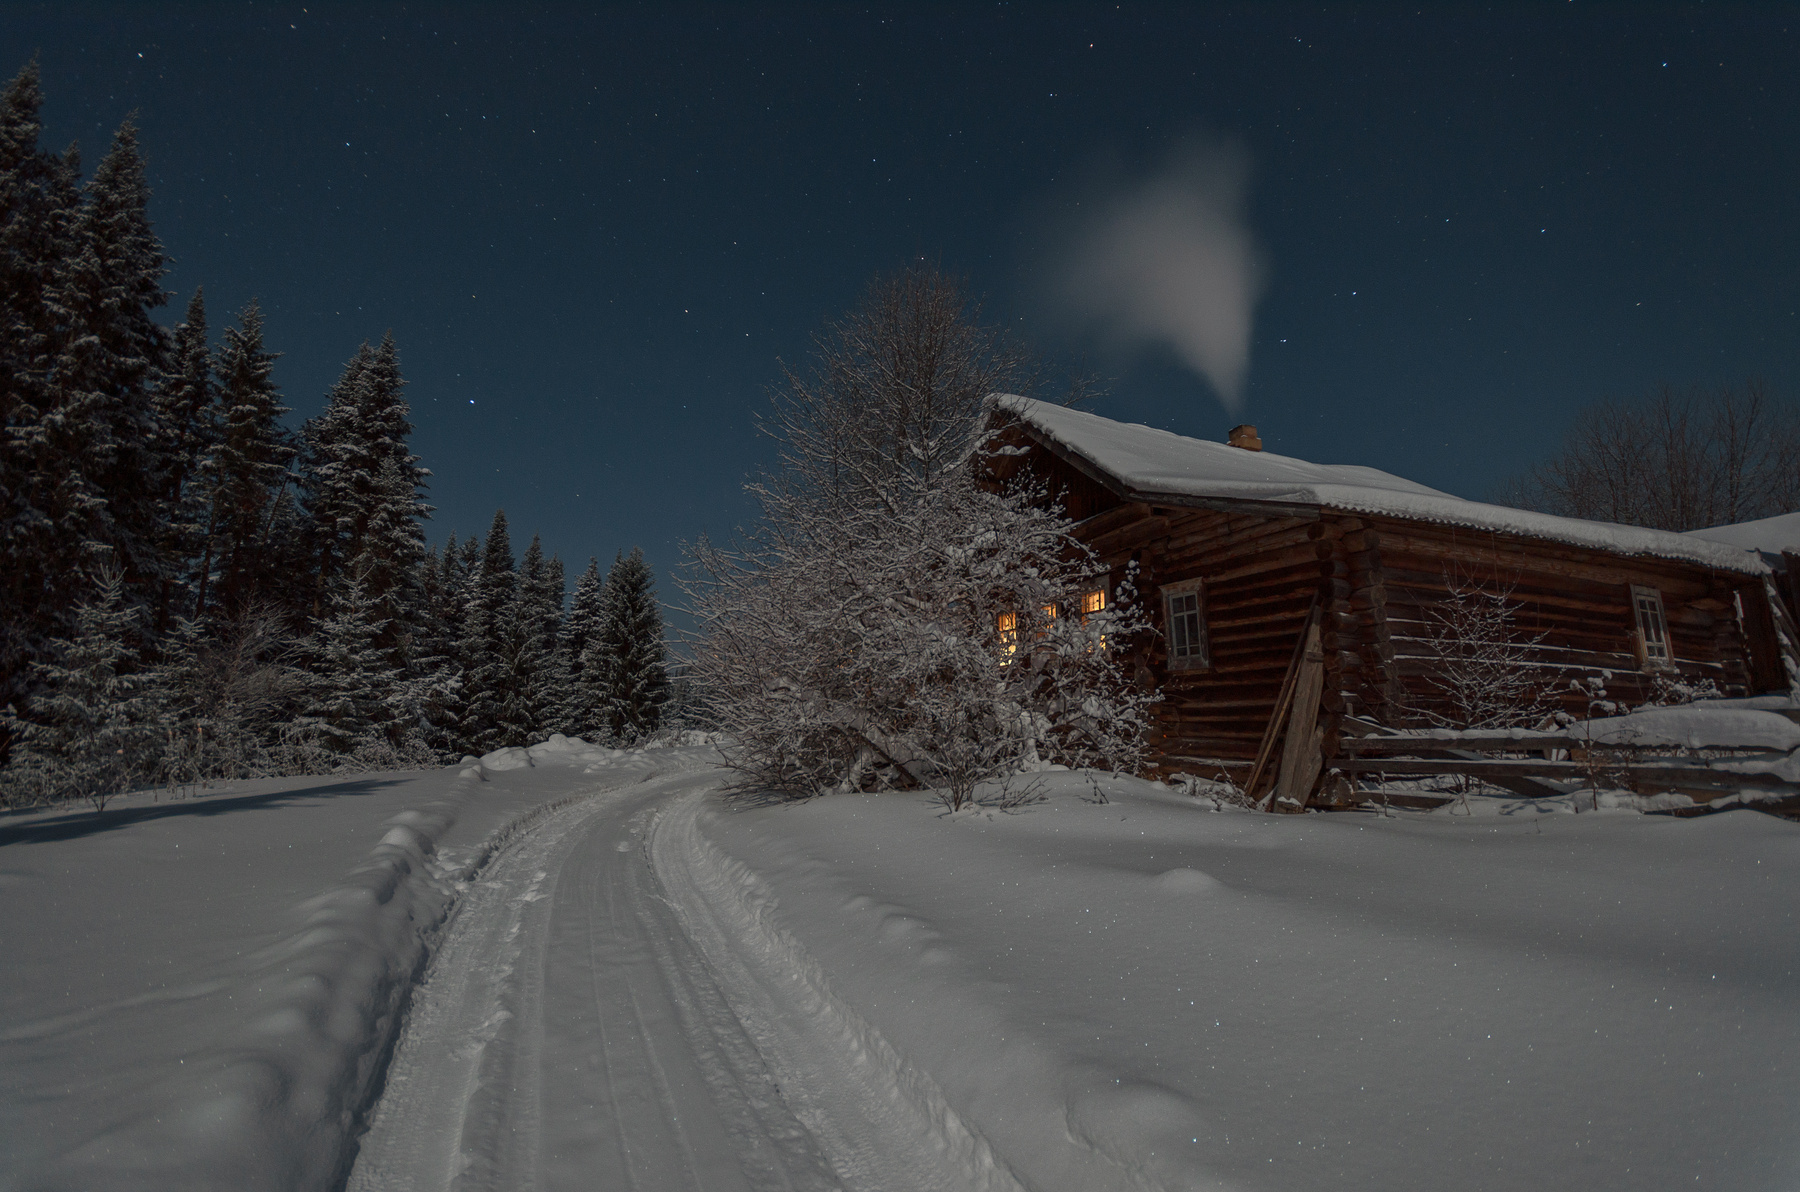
(1329, 705, 1800, 814)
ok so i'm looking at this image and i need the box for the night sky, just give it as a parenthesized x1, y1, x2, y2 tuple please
(8, 3, 1797, 606)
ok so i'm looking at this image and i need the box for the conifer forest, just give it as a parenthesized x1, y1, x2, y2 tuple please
(0, 62, 671, 808)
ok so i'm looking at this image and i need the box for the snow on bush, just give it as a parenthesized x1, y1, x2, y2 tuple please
(684, 266, 1155, 808)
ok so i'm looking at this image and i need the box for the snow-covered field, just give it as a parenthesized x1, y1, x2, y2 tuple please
(4, 744, 1798, 1190)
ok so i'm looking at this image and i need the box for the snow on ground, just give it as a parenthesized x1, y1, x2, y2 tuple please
(0, 735, 687, 1192)
(1572, 705, 1800, 750)
(671, 774, 1800, 1191)
(7, 742, 1799, 1191)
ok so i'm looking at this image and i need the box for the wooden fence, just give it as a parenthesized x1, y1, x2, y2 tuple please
(1310, 715, 1800, 815)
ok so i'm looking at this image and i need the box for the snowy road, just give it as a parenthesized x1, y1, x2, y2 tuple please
(347, 766, 1002, 1192)
(345, 767, 840, 1191)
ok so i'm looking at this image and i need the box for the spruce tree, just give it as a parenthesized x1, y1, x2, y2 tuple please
(299, 332, 430, 623)
(412, 543, 464, 757)
(2, 566, 160, 811)
(39, 119, 170, 595)
(515, 535, 561, 729)
(590, 547, 670, 744)
(301, 343, 372, 610)
(0, 60, 67, 439)
(305, 575, 398, 755)
(488, 593, 544, 750)
(457, 510, 517, 752)
(355, 457, 426, 658)
(557, 557, 605, 736)
(197, 300, 294, 617)
(0, 61, 75, 741)
(359, 333, 430, 526)
(434, 534, 466, 654)
(150, 288, 215, 629)
(7, 119, 168, 738)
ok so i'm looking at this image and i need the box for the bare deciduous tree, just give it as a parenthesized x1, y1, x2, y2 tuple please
(1499, 381, 1800, 531)
(154, 601, 313, 785)
(1418, 572, 1550, 733)
(685, 266, 1155, 807)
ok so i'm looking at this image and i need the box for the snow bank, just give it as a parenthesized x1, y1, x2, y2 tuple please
(471, 733, 717, 776)
(994, 396, 1768, 575)
(679, 772, 1800, 1189)
(1574, 704, 1800, 750)
(0, 744, 656, 1191)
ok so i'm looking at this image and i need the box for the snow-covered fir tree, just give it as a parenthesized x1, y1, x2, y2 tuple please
(0, 61, 63, 426)
(457, 510, 518, 752)
(4, 117, 168, 742)
(39, 119, 170, 601)
(305, 575, 400, 755)
(197, 300, 295, 618)
(300, 333, 431, 622)
(149, 289, 217, 630)
(591, 547, 670, 745)
(514, 536, 566, 732)
(410, 542, 465, 757)
(2, 566, 160, 811)
(0, 61, 79, 731)
(301, 342, 373, 608)
(557, 558, 606, 736)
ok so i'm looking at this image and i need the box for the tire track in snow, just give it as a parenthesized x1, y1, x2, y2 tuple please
(345, 790, 606, 1192)
(345, 767, 841, 1192)
(650, 789, 1030, 1192)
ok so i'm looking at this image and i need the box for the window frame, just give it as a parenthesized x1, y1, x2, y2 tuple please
(1162, 577, 1212, 672)
(1630, 584, 1676, 672)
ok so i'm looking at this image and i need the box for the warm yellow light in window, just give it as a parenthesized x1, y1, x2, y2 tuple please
(997, 610, 1019, 664)
(1080, 590, 1106, 616)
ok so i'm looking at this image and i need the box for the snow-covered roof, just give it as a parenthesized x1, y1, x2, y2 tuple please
(991, 395, 1768, 576)
(1684, 511, 1800, 558)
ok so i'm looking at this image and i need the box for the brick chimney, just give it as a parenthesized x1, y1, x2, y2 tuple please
(1228, 424, 1263, 451)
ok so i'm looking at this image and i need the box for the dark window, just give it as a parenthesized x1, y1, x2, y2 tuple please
(1631, 585, 1673, 670)
(1165, 584, 1210, 670)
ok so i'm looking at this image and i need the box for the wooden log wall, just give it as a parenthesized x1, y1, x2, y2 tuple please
(1076, 503, 1766, 777)
(1076, 502, 1325, 772)
(1343, 514, 1758, 724)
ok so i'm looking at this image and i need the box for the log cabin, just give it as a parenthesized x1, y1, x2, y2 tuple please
(980, 396, 1799, 804)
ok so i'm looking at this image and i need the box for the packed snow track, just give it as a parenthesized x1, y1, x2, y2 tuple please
(347, 767, 1000, 1192)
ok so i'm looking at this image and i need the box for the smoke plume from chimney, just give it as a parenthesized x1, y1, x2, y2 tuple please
(1049, 139, 1267, 411)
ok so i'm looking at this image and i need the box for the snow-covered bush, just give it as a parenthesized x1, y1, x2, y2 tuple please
(690, 472, 1155, 806)
(685, 265, 1155, 807)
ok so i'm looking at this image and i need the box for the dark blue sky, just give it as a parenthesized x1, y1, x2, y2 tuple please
(8, 3, 1797, 600)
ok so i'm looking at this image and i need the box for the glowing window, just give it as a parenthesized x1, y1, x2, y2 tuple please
(997, 610, 1019, 664)
(1079, 589, 1106, 617)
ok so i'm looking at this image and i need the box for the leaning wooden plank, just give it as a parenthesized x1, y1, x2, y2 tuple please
(1244, 597, 1319, 807)
(1271, 617, 1328, 811)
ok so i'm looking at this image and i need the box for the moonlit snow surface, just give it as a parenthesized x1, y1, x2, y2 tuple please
(3, 750, 1796, 1190)
(688, 776, 1800, 1190)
